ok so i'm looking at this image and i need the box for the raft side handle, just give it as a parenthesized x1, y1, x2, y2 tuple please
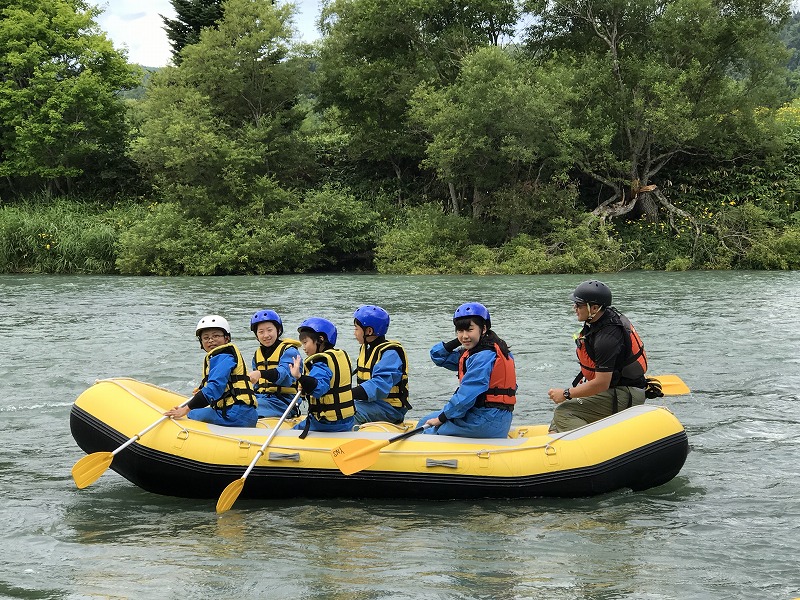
(477, 450, 491, 459)
(172, 427, 189, 449)
(268, 452, 301, 462)
(426, 458, 459, 469)
(544, 443, 559, 467)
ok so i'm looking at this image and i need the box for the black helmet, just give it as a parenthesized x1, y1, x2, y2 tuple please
(570, 280, 612, 307)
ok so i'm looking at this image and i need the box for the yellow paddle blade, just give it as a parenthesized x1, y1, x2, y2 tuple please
(71, 452, 114, 489)
(216, 478, 245, 514)
(652, 374, 690, 396)
(331, 438, 389, 476)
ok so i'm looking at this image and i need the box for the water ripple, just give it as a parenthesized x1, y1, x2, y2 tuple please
(2, 271, 800, 599)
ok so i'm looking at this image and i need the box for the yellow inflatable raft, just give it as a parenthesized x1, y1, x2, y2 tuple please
(70, 378, 689, 500)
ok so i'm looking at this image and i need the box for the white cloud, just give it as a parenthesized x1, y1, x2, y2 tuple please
(95, 1, 174, 67)
(94, 0, 322, 68)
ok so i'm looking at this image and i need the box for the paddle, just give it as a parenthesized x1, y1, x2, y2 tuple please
(649, 374, 690, 396)
(216, 390, 302, 514)
(331, 426, 428, 476)
(71, 398, 191, 489)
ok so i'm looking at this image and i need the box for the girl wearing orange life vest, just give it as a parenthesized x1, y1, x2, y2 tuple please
(417, 302, 516, 439)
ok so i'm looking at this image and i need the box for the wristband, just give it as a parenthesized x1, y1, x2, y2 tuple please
(187, 389, 208, 409)
(263, 368, 280, 383)
(351, 385, 368, 402)
(443, 338, 461, 352)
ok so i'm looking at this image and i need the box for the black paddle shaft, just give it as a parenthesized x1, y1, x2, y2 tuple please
(388, 426, 426, 444)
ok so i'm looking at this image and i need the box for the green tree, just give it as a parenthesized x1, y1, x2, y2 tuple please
(132, 0, 313, 218)
(780, 11, 800, 71)
(162, 0, 225, 64)
(317, 0, 519, 201)
(0, 0, 140, 197)
(523, 0, 793, 223)
(409, 46, 577, 216)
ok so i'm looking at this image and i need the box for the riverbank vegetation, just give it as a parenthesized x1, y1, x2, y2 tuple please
(1, 0, 799, 275)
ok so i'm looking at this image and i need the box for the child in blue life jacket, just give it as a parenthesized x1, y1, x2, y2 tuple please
(417, 302, 516, 438)
(247, 309, 302, 419)
(164, 315, 258, 427)
(351, 305, 411, 425)
(289, 317, 355, 437)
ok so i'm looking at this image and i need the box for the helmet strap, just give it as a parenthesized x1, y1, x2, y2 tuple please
(586, 305, 603, 323)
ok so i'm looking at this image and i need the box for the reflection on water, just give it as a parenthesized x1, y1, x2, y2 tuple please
(2, 271, 800, 599)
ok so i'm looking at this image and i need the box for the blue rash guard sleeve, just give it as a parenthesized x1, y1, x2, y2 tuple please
(439, 349, 496, 421)
(430, 341, 462, 372)
(357, 349, 403, 402)
(304, 360, 333, 398)
(273, 345, 300, 387)
(251, 345, 300, 387)
(201, 352, 237, 402)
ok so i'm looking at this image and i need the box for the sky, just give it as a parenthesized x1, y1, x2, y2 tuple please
(95, 0, 322, 68)
(96, 0, 800, 68)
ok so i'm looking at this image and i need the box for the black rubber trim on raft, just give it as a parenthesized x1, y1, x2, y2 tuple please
(70, 405, 689, 500)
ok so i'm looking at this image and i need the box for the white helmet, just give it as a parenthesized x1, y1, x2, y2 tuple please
(195, 315, 231, 336)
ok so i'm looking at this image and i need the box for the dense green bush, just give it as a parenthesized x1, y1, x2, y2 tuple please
(541, 218, 629, 273)
(0, 198, 119, 273)
(740, 226, 800, 269)
(375, 205, 478, 274)
(115, 186, 380, 275)
(614, 219, 696, 270)
(0, 187, 382, 276)
(115, 202, 242, 275)
(258, 186, 380, 272)
(493, 235, 550, 274)
(376, 204, 631, 274)
(485, 182, 584, 238)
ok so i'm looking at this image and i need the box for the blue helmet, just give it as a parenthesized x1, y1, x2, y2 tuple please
(298, 317, 337, 346)
(250, 309, 283, 335)
(353, 305, 390, 336)
(453, 302, 491, 328)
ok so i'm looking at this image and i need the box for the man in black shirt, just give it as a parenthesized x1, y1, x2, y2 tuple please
(547, 280, 648, 433)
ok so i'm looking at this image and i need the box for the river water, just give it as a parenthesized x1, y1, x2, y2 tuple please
(1, 272, 798, 599)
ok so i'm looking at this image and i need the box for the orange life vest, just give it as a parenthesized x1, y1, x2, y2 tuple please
(457, 342, 517, 409)
(575, 308, 647, 386)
